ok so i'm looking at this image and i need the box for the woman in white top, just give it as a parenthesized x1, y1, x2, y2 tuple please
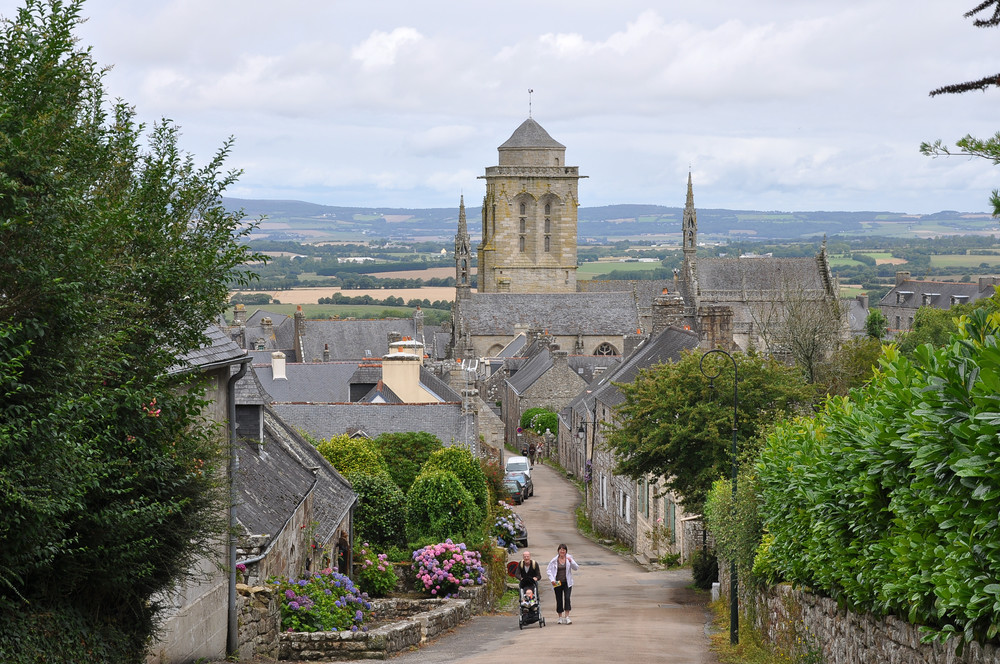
(546, 543, 579, 624)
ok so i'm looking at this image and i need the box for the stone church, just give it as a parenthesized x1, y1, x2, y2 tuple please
(448, 117, 843, 360)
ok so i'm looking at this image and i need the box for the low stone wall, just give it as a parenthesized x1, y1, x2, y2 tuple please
(753, 584, 1000, 664)
(277, 585, 485, 661)
(235, 584, 281, 661)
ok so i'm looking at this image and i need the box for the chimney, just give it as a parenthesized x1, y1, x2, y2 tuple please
(856, 293, 869, 309)
(381, 352, 432, 402)
(294, 306, 305, 363)
(652, 293, 686, 334)
(623, 333, 645, 357)
(233, 303, 246, 325)
(979, 276, 1000, 293)
(552, 349, 569, 370)
(698, 304, 734, 351)
(896, 271, 911, 286)
(272, 351, 287, 380)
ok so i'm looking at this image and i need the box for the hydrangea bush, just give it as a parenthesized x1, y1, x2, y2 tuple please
(412, 539, 486, 598)
(272, 569, 373, 633)
(356, 542, 398, 598)
(491, 502, 520, 553)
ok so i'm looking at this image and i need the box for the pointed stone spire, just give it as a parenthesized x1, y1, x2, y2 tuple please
(682, 172, 697, 257)
(454, 195, 472, 298)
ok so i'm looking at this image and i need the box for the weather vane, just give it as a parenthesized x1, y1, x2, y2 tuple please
(528, 89, 533, 117)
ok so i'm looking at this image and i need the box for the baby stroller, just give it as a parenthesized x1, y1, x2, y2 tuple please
(518, 579, 545, 629)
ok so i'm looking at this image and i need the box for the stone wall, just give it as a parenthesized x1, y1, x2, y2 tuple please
(236, 585, 280, 661)
(751, 584, 1000, 664)
(277, 585, 486, 661)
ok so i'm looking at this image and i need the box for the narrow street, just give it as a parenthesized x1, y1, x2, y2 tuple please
(389, 459, 720, 663)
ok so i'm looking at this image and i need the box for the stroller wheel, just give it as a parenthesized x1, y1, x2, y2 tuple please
(539, 618, 544, 628)
(518, 619, 524, 630)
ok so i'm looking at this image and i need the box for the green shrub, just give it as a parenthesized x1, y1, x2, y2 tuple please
(692, 549, 719, 589)
(355, 542, 398, 598)
(344, 471, 407, 549)
(0, 604, 143, 664)
(757, 309, 1000, 647)
(405, 470, 479, 542)
(373, 431, 443, 493)
(704, 468, 762, 584)
(420, 447, 490, 523)
(480, 456, 506, 505)
(314, 434, 390, 478)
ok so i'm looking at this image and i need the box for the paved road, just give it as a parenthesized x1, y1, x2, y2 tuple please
(389, 460, 720, 663)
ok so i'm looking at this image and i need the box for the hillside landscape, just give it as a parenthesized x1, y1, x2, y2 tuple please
(225, 198, 999, 243)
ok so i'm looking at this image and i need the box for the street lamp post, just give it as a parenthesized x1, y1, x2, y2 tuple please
(699, 349, 739, 645)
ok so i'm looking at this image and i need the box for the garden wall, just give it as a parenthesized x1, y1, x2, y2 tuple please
(235, 583, 488, 661)
(752, 583, 1000, 664)
(277, 585, 486, 661)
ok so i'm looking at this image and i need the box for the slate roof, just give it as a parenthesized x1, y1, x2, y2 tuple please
(298, 318, 421, 362)
(170, 325, 248, 375)
(271, 402, 476, 448)
(234, 364, 271, 406)
(879, 278, 997, 309)
(235, 407, 356, 549)
(499, 118, 565, 150)
(696, 257, 828, 295)
(507, 348, 554, 395)
(254, 361, 460, 404)
(243, 309, 293, 351)
(359, 382, 402, 403)
(461, 293, 639, 335)
(497, 334, 527, 358)
(591, 326, 700, 408)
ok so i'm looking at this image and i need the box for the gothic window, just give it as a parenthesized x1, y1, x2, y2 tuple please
(519, 202, 526, 214)
(519, 236, 525, 252)
(519, 218, 526, 234)
(594, 342, 618, 356)
(544, 203, 551, 215)
(544, 218, 550, 233)
(544, 235, 550, 252)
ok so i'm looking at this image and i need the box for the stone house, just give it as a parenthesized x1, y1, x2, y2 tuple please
(147, 326, 250, 664)
(250, 339, 479, 451)
(879, 272, 999, 334)
(500, 340, 617, 452)
(558, 324, 701, 561)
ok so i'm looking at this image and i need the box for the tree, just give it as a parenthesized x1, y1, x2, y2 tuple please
(921, 1, 1000, 214)
(813, 336, 884, 396)
(864, 308, 888, 340)
(0, 1, 261, 660)
(604, 350, 814, 513)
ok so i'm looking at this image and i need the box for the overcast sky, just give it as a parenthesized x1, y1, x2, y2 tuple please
(50, 1, 1000, 213)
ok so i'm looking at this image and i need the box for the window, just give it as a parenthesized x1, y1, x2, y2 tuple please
(519, 202, 526, 214)
(544, 218, 550, 233)
(519, 218, 526, 233)
(600, 474, 607, 509)
(595, 342, 618, 356)
(519, 236, 525, 252)
(545, 203, 551, 214)
(619, 491, 631, 524)
(544, 236, 550, 252)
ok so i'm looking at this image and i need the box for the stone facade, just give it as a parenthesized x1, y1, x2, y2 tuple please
(235, 585, 281, 661)
(879, 272, 1000, 335)
(477, 118, 582, 294)
(751, 584, 1000, 664)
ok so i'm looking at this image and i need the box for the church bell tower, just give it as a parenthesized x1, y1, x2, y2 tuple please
(477, 118, 585, 293)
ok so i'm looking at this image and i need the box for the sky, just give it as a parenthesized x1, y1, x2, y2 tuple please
(23, 0, 1000, 213)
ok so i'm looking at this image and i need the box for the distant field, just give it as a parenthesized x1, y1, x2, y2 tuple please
(577, 261, 663, 279)
(233, 286, 456, 305)
(228, 303, 419, 321)
(929, 254, 1000, 269)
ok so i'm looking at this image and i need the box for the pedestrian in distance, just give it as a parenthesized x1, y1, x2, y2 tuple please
(546, 543, 579, 624)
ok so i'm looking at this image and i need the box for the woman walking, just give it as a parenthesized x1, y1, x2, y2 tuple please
(546, 543, 579, 624)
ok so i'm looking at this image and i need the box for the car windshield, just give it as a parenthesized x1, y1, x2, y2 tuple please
(507, 461, 528, 473)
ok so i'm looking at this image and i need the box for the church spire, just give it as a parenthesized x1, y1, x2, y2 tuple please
(682, 172, 697, 256)
(454, 195, 472, 298)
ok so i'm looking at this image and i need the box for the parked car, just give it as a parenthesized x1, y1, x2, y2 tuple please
(506, 470, 533, 498)
(505, 455, 531, 480)
(512, 511, 528, 547)
(503, 477, 526, 505)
